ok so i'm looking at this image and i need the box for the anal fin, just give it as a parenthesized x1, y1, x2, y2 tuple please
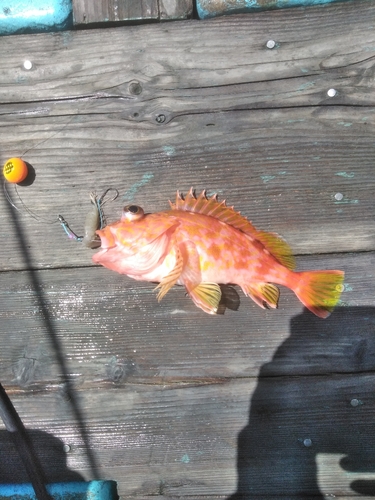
(242, 283, 280, 309)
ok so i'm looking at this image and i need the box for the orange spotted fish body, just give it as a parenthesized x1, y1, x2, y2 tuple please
(93, 189, 344, 317)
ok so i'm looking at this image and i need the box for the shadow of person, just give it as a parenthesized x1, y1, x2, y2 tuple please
(0, 429, 84, 483)
(229, 307, 375, 499)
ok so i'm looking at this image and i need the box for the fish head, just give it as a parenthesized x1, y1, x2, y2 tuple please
(92, 206, 179, 276)
(96, 204, 146, 251)
(96, 205, 178, 250)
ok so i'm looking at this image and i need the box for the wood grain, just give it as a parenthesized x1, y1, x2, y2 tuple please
(0, 1, 375, 498)
(0, 252, 372, 391)
(159, 0, 193, 20)
(1, 1, 375, 270)
(196, 0, 350, 19)
(72, 0, 193, 24)
(0, 107, 374, 270)
(72, 0, 159, 25)
(0, 251, 374, 496)
(1, 366, 375, 496)
(1, 1, 375, 102)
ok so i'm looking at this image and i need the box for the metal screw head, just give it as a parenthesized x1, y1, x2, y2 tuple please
(266, 40, 276, 49)
(303, 438, 312, 447)
(23, 60, 32, 70)
(334, 192, 344, 201)
(327, 88, 337, 97)
(155, 114, 166, 124)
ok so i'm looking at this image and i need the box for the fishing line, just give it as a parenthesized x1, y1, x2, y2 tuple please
(3, 181, 119, 243)
(2, 105, 86, 225)
(3, 181, 60, 225)
(2, 101, 118, 241)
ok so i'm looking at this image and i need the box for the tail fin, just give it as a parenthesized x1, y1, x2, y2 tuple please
(293, 270, 344, 318)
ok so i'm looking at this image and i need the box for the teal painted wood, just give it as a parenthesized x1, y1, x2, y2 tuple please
(0, 0, 72, 35)
(197, 0, 352, 18)
(0, 481, 117, 500)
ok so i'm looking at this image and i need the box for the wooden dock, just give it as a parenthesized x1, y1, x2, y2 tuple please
(0, 0, 375, 497)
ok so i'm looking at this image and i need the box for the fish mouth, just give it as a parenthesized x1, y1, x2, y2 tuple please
(95, 228, 115, 249)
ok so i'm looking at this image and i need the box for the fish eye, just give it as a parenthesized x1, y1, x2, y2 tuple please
(122, 205, 145, 221)
(127, 205, 141, 214)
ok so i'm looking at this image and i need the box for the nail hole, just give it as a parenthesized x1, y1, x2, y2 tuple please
(156, 114, 166, 124)
(129, 81, 142, 95)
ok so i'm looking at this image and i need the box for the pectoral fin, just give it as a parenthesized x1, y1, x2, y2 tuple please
(185, 282, 222, 315)
(178, 240, 222, 314)
(156, 238, 222, 314)
(155, 246, 184, 301)
(242, 283, 280, 309)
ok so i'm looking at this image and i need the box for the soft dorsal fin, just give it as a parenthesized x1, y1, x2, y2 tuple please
(169, 188, 295, 270)
(255, 231, 295, 270)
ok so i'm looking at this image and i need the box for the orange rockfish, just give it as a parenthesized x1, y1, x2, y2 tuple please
(93, 189, 344, 317)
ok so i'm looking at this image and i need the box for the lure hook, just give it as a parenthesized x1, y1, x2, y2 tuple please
(59, 187, 119, 248)
(94, 188, 119, 230)
(57, 215, 83, 242)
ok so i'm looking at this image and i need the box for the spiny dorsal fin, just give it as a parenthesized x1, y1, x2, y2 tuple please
(169, 189, 295, 271)
(169, 188, 260, 236)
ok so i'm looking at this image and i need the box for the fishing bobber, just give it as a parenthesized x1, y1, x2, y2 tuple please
(3, 157, 29, 183)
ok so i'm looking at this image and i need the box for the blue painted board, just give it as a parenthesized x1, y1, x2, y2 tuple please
(0, 481, 117, 500)
(197, 0, 352, 18)
(0, 0, 72, 35)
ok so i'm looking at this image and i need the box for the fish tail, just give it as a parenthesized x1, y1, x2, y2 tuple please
(292, 270, 345, 318)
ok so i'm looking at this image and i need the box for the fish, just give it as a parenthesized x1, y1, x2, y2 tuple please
(92, 189, 344, 317)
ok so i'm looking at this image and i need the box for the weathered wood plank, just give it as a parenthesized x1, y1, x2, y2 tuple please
(1, 3, 374, 498)
(1, 373, 375, 497)
(0, 251, 372, 496)
(0, 252, 372, 390)
(196, 0, 353, 19)
(0, 104, 374, 270)
(1, 1, 375, 270)
(72, 0, 159, 25)
(2, 0, 375, 103)
(159, 0, 193, 20)
(72, 0, 193, 24)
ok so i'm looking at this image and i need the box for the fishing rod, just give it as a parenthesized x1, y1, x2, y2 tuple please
(0, 382, 52, 500)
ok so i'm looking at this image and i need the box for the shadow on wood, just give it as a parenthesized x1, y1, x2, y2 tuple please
(0, 429, 83, 483)
(230, 306, 375, 499)
(3, 194, 101, 480)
